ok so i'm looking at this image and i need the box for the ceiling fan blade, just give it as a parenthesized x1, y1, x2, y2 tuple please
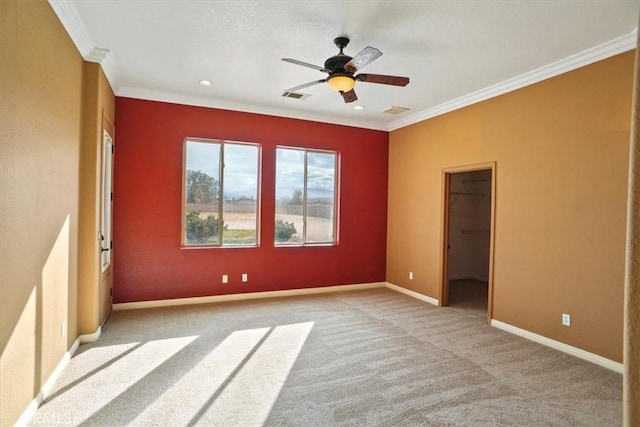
(356, 73, 409, 86)
(345, 46, 382, 71)
(342, 89, 358, 103)
(283, 79, 327, 93)
(282, 58, 329, 73)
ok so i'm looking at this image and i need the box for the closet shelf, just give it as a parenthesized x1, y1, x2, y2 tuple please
(449, 191, 485, 206)
(451, 191, 484, 196)
(462, 178, 491, 184)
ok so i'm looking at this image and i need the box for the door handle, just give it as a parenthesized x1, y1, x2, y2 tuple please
(99, 235, 111, 252)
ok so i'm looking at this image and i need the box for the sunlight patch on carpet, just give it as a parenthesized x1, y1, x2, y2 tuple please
(70, 336, 198, 425)
(129, 327, 271, 425)
(197, 321, 314, 426)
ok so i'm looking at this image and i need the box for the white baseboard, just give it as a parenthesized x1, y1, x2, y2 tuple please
(79, 326, 102, 344)
(113, 282, 387, 310)
(491, 319, 623, 374)
(14, 338, 81, 427)
(112, 281, 441, 312)
(385, 282, 440, 306)
(16, 325, 102, 426)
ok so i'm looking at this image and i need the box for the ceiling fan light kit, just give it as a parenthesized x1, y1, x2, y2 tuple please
(282, 36, 409, 104)
(327, 74, 355, 92)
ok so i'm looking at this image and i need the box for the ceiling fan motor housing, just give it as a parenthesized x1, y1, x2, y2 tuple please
(324, 36, 354, 75)
(324, 54, 352, 74)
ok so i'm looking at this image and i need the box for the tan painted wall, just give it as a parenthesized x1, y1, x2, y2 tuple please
(0, 1, 83, 426)
(78, 62, 115, 334)
(623, 21, 639, 425)
(388, 51, 635, 362)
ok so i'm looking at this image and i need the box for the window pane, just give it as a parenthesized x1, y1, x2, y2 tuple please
(185, 141, 221, 245)
(223, 144, 259, 245)
(275, 148, 304, 244)
(306, 151, 336, 243)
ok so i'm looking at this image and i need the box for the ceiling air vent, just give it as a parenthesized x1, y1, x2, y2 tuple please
(281, 91, 310, 100)
(382, 106, 410, 115)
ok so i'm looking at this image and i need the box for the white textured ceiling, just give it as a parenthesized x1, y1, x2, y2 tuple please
(51, 0, 639, 130)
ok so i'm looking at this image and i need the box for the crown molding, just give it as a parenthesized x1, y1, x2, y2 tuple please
(388, 29, 638, 131)
(48, 0, 121, 91)
(48, 1, 636, 134)
(48, 0, 93, 56)
(116, 86, 388, 131)
(85, 47, 110, 63)
(96, 50, 121, 92)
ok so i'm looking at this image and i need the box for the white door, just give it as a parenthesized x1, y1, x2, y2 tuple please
(99, 129, 114, 323)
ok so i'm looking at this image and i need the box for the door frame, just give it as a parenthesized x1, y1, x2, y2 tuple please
(98, 113, 115, 324)
(439, 161, 496, 323)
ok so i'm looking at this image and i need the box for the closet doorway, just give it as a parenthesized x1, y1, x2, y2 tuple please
(440, 162, 496, 322)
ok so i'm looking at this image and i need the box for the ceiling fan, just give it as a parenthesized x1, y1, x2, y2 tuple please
(282, 36, 410, 103)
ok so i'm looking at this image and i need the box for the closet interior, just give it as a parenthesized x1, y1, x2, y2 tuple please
(446, 169, 492, 312)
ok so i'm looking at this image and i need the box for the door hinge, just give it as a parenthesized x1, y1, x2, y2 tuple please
(110, 287, 113, 296)
(111, 145, 115, 154)
(110, 240, 113, 249)
(110, 192, 113, 201)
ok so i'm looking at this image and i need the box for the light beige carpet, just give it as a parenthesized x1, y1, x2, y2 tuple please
(29, 288, 621, 426)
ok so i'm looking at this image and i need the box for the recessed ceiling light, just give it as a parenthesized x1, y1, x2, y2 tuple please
(199, 80, 212, 87)
(354, 105, 364, 110)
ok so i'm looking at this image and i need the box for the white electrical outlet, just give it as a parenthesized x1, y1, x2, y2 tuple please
(409, 272, 414, 280)
(242, 273, 248, 282)
(222, 274, 228, 284)
(562, 313, 571, 326)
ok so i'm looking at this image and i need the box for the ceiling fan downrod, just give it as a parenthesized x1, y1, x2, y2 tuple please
(334, 36, 350, 54)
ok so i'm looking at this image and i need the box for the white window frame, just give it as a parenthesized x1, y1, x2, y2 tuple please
(275, 146, 339, 246)
(182, 138, 261, 247)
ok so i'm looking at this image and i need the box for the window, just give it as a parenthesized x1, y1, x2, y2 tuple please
(183, 139, 260, 246)
(275, 147, 338, 245)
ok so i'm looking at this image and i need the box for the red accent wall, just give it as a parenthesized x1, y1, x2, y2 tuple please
(113, 97, 388, 303)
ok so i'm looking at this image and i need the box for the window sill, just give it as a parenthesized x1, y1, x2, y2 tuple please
(181, 244, 259, 250)
(274, 243, 337, 248)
